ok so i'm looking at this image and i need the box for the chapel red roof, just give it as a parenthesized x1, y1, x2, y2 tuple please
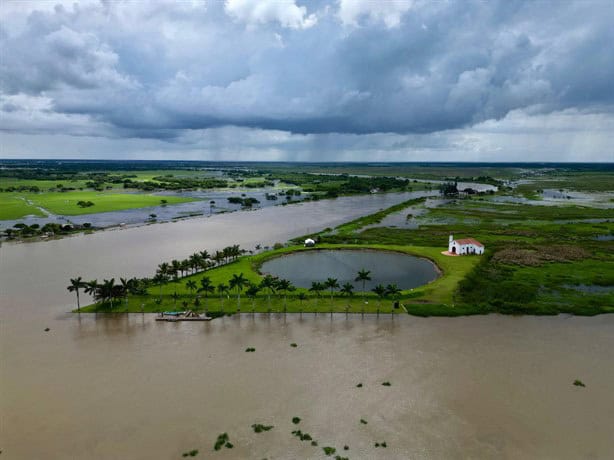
(454, 238, 484, 247)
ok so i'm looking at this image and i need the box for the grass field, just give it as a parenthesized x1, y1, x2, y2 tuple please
(0, 194, 46, 220)
(13, 191, 197, 216)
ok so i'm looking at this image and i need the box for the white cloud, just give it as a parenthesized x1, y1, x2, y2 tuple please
(225, 0, 317, 29)
(338, 0, 413, 27)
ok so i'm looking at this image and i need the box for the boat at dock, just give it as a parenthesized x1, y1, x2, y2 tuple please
(155, 310, 213, 322)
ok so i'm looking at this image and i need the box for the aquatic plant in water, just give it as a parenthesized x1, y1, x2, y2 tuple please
(214, 433, 231, 451)
(252, 423, 274, 433)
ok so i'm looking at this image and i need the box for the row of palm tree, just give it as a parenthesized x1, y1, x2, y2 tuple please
(155, 245, 243, 281)
(67, 276, 146, 311)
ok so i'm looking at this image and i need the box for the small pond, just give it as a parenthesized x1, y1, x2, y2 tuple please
(260, 249, 439, 290)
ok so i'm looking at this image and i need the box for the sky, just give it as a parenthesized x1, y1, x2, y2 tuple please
(0, 0, 613, 162)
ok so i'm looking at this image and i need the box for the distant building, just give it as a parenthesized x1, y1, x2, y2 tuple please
(304, 238, 316, 247)
(448, 234, 484, 255)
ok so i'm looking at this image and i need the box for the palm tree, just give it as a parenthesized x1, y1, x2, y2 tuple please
(355, 269, 371, 298)
(170, 260, 181, 280)
(186, 279, 198, 295)
(341, 282, 354, 297)
(67, 276, 86, 312)
(217, 282, 229, 310)
(229, 273, 248, 309)
(259, 274, 278, 309)
(153, 272, 167, 300)
(120, 277, 132, 308)
(372, 284, 386, 308)
(198, 276, 215, 311)
(245, 283, 260, 310)
(309, 281, 324, 307)
(297, 291, 307, 306)
(385, 283, 401, 299)
(189, 254, 201, 274)
(198, 250, 210, 271)
(325, 278, 339, 302)
(171, 291, 180, 308)
(157, 262, 170, 277)
(84, 279, 98, 297)
(276, 278, 293, 310)
(180, 259, 190, 277)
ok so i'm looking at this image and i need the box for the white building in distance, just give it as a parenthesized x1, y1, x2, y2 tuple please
(304, 238, 316, 247)
(448, 234, 484, 255)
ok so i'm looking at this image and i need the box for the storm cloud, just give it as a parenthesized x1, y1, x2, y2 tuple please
(0, 0, 613, 160)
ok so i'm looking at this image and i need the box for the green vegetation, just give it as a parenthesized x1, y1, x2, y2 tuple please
(54, 161, 611, 317)
(0, 194, 46, 219)
(20, 191, 195, 216)
(213, 433, 232, 451)
(573, 379, 586, 387)
(252, 424, 274, 433)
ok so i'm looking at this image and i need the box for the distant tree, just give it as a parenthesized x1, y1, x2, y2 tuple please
(439, 181, 459, 197)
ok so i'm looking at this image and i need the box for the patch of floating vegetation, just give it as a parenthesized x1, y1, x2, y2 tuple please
(356, 383, 363, 388)
(323, 446, 336, 455)
(292, 416, 301, 424)
(574, 379, 586, 387)
(360, 419, 368, 424)
(382, 381, 391, 386)
(375, 441, 387, 448)
(252, 423, 274, 433)
(291, 429, 312, 441)
(213, 433, 233, 451)
(290, 343, 298, 347)
(181, 449, 199, 457)
(245, 347, 256, 352)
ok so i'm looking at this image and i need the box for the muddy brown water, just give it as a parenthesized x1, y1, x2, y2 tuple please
(1, 194, 613, 459)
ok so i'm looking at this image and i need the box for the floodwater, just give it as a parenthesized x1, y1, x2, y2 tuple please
(260, 249, 439, 290)
(2, 192, 614, 459)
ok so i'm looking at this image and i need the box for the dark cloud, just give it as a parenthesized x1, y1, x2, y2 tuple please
(0, 0, 613, 161)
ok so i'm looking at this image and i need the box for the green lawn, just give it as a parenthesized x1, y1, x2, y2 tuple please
(0, 194, 46, 220)
(20, 191, 197, 216)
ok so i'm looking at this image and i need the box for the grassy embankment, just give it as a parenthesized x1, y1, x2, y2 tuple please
(0, 191, 196, 219)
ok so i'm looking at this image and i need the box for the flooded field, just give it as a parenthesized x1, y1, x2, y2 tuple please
(2, 192, 613, 459)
